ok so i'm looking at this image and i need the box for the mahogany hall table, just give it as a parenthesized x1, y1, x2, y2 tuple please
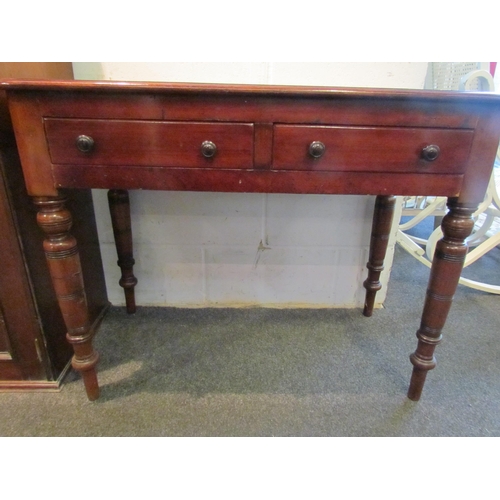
(2, 79, 500, 402)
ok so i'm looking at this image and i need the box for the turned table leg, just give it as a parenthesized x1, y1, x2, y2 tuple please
(34, 196, 100, 401)
(407, 198, 476, 401)
(363, 195, 396, 317)
(107, 189, 138, 314)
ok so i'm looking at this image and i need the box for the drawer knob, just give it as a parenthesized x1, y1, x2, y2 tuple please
(308, 141, 326, 158)
(76, 135, 95, 153)
(201, 140, 217, 158)
(421, 145, 440, 162)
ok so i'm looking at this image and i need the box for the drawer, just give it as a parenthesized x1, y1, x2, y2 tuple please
(44, 119, 255, 169)
(272, 125, 474, 174)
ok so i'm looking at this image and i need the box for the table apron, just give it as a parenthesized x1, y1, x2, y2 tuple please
(51, 164, 464, 197)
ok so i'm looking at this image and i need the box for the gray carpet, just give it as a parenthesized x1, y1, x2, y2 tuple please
(1, 243, 499, 436)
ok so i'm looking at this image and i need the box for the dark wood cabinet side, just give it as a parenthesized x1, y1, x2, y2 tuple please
(0, 63, 109, 390)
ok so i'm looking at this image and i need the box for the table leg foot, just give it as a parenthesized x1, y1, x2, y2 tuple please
(108, 189, 138, 314)
(407, 370, 426, 401)
(71, 344, 100, 401)
(34, 195, 100, 401)
(363, 195, 396, 317)
(407, 351, 437, 401)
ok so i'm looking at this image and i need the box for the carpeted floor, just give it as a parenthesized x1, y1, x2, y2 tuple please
(1, 240, 499, 436)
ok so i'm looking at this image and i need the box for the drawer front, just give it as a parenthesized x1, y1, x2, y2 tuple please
(272, 125, 474, 174)
(45, 119, 255, 169)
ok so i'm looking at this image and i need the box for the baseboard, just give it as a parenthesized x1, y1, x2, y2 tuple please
(0, 360, 72, 392)
(0, 301, 110, 392)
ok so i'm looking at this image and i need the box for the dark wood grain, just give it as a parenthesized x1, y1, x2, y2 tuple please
(52, 165, 465, 197)
(3, 79, 500, 401)
(107, 189, 137, 314)
(45, 119, 255, 169)
(1, 64, 109, 391)
(34, 196, 100, 400)
(272, 125, 474, 173)
(363, 195, 397, 317)
(0, 65, 73, 138)
(0, 149, 44, 381)
(407, 198, 476, 401)
(1, 78, 498, 104)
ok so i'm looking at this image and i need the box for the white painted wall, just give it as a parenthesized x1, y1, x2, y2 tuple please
(72, 62, 428, 308)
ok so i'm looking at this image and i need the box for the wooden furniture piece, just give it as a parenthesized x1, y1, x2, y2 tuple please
(2, 79, 500, 401)
(0, 66, 109, 391)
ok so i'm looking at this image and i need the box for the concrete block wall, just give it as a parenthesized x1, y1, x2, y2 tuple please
(72, 62, 428, 308)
